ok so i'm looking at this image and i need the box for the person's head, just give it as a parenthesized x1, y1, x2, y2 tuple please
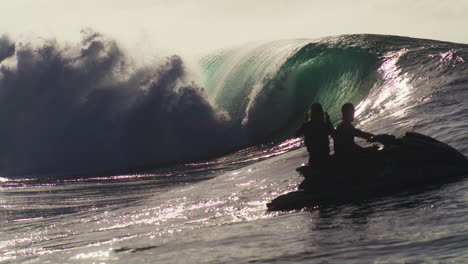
(341, 103, 355, 122)
(309, 103, 324, 121)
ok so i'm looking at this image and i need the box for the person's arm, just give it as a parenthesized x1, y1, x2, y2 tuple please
(325, 112, 335, 137)
(353, 127, 374, 140)
(296, 112, 310, 137)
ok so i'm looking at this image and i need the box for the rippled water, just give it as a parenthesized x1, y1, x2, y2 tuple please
(1, 140, 467, 263)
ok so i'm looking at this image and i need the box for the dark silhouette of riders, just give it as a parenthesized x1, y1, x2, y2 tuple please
(297, 102, 375, 166)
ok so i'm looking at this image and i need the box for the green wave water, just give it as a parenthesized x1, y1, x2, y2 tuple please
(202, 34, 468, 146)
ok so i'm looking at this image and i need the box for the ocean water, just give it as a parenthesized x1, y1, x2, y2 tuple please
(1, 34, 467, 263)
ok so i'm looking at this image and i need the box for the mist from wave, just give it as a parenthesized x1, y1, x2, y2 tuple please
(0, 30, 241, 176)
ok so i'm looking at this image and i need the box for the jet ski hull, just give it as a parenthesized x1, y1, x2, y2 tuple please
(267, 132, 468, 211)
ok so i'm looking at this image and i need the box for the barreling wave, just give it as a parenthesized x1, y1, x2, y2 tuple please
(1, 32, 467, 176)
(202, 34, 468, 146)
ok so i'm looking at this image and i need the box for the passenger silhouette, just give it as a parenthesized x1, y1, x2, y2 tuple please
(334, 103, 375, 159)
(296, 103, 335, 166)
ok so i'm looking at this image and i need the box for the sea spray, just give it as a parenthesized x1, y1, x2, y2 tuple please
(0, 30, 239, 176)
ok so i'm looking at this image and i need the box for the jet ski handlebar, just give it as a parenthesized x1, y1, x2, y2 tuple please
(367, 134, 398, 147)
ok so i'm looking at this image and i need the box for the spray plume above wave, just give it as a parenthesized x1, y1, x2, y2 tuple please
(0, 30, 239, 176)
(0, 31, 467, 176)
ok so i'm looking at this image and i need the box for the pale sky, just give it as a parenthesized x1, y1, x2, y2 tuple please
(1, 0, 467, 56)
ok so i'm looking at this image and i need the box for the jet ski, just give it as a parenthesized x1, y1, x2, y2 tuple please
(267, 132, 468, 211)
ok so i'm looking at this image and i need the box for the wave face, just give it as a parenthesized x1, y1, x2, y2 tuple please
(1, 33, 467, 176)
(203, 35, 468, 148)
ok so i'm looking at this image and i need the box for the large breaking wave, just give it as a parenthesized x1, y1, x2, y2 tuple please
(202, 35, 468, 149)
(1, 32, 467, 176)
(0, 31, 240, 176)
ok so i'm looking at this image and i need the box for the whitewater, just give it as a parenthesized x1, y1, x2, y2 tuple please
(1, 33, 467, 263)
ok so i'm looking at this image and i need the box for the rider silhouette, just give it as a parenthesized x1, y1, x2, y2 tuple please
(296, 103, 335, 166)
(334, 103, 375, 159)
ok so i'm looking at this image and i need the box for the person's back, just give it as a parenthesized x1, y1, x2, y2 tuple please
(334, 119, 359, 156)
(334, 103, 374, 159)
(297, 103, 334, 166)
(302, 119, 332, 159)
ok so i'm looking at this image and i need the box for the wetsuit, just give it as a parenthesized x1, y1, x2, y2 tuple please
(334, 120, 373, 159)
(297, 119, 335, 166)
